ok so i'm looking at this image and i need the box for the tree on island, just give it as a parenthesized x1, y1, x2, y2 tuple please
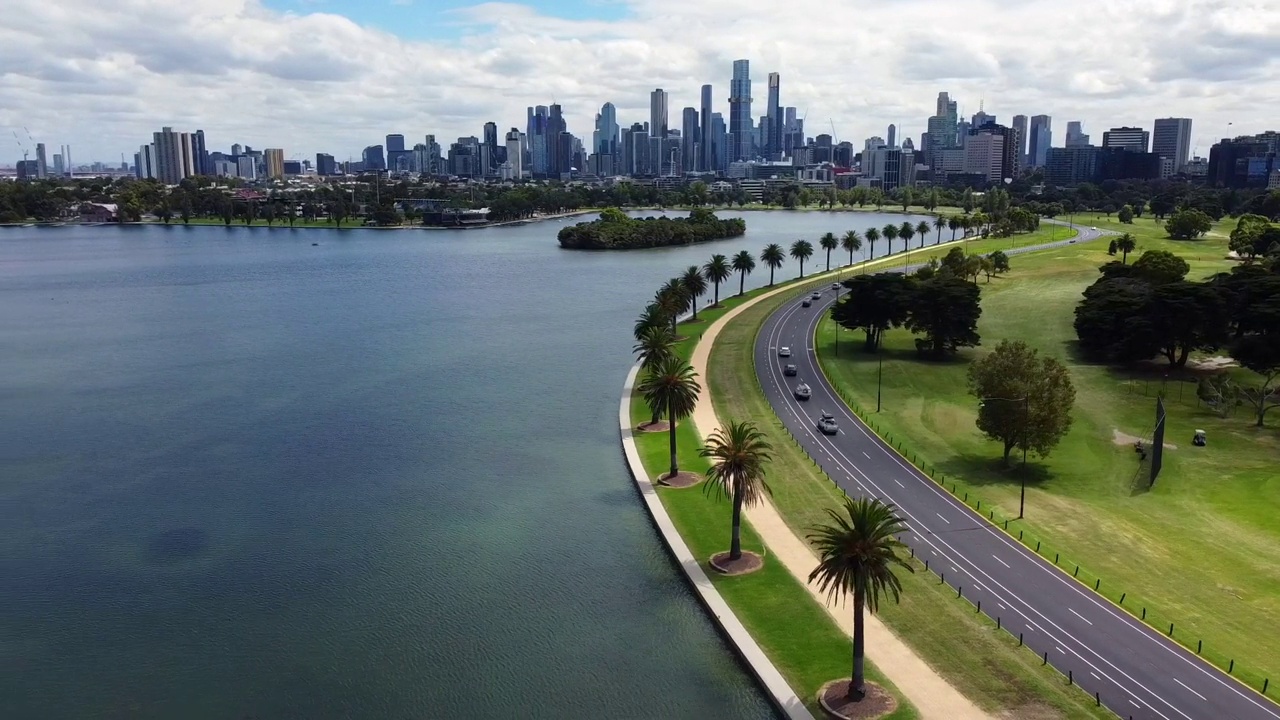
(967, 340, 1076, 465)
(916, 220, 932, 249)
(808, 497, 913, 701)
(899, 221, 915, 251)
(882, 223, 899, 256)
(864, 227, 880, 260)
(831, 274, 915, 352)
(906, 275, 982, 358)
(731, 250, 756, 296)
(841, 231, 863, 267)
(637, 355, 701, 484)
(700, 420, 773, 567)
(820, 232, 839, 273)
(760, 243, 786, 286)
(702, 254, 732, 307)
(790, 239, 815, 278)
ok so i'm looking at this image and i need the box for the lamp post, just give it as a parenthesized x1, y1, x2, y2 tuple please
(979, 395, 1029, 518)
(876, 348, 884, 413)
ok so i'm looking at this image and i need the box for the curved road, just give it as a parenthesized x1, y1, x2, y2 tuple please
(754, 226, 1280, 720)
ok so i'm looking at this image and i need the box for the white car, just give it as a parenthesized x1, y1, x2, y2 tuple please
(794, 382, 812, 401)
(778, 346, 792, 357)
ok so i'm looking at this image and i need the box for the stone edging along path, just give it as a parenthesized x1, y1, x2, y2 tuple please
(619, 364, 814, 720)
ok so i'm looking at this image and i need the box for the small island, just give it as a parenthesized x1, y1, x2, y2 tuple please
(558, 208, 746, 250)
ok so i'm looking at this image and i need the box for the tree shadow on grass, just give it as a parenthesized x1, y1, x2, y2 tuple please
(934, 452, 1055, 491)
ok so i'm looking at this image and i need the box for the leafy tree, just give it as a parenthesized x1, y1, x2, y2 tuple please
(760, 243, 786, 286)
(1149, 281, 1231, 366)
(882, 223, 899, 256)
(1232, 333, 1280, 427)
(841, 230, 862, 266)
(219, 198, 234, 226)
(962, 188, 975, 213)
(1229, 214, 1275, 261)
(967, 340, 1076, 465)
(819, 232, 839, 272)
(831, 274, 915, 351)
(939, 246, 967, 277)
(680, 265, 708, 320)
(990, 250, 1010, 274)
(702, 254, 731, 307)
(899, 187, 914, 212)
(790, 239, 814, 278)
(700, 421, 773, 563)
(906, 275, 982, 358)
(328, 199, 348, 228)
(731, 250, 755, 296)
(916, 220, 931, 249)
(980, 256, 996, 283)
(1073, 278, 1158, 364)
(1166, 208, 1213, 240)
(1132, 249, 1189, 284)
(1108, 238, 1119, 256)
(179, 196, 193, 224)
(1118, 204, 1135, 224)
(807, 497, 913, 701)
(864, 227, 880, 260)
(637, 355, 701, 482)
(155, 199, 172, 224)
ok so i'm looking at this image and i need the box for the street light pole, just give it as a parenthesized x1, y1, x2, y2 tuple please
(876, 348, 883, 413)
(1020, 396, 1028, 519)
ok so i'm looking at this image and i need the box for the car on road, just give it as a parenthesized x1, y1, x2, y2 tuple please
(831, 283, 841, 291)
(1091, 226, 1097, 230)
(811, 291, 822, 300)
(778, 346, 791, 357)
(783, 364, 798, 377)
(817, 411, 839, 435)
(801, 298, 812, 307)
(794, 382, 812, 400)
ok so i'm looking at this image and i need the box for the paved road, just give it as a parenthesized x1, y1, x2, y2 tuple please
(754, 226, 1280, 720)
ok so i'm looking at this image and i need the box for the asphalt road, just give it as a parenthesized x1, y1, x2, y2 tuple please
(754, 225, 1280, 720)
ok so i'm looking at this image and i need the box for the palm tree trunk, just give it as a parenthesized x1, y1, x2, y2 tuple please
(668, 397, 679, 479)
(826, 250, 832, 272)
(729, 488, 744, 560)
(769, 266, 775, 286)
(714, 282, 720, 306)
(851, 590, 866, 698)
(691, 295, 698, 320)
(848, 250, 854, 266)
(739, 271, 745, 296)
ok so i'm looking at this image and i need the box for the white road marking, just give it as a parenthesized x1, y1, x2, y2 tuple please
(992, 555, 1011, 569)
(997, 603, 1006, 610)
(1174, 679, 1206, 701)
(936, 513, 951, 524)
(893, 478, 904, 488)
(1091, 672, 1101, 680)
(862, 451, 870, 459)
(1069, 608, 1094, 626)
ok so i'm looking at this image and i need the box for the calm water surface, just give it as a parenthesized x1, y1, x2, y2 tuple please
(0, 209, 929, 719)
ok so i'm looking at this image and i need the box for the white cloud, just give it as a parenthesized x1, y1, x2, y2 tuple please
(1, 0, 1277, 163)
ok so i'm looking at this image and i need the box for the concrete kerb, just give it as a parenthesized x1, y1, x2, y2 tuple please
(619, 363, 814, 720)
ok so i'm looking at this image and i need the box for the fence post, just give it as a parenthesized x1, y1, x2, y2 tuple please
(1069, 670, 1073, 686)
(1119, 592, 1126, 604)
(1197, 640, 1202, 654)
(1230, 659, 1234, 674)
(1043, 651, 1048, 665)
(1142, 607, 1146, 620)
(1019, 632, 1023, 646)
(1074, 565, 1079, 578)
(1169, 622, 1174, 636)
(1095, 578, 1100, 591)
(1055, 553, 1059, 564)
(997, 616, 1001, 630)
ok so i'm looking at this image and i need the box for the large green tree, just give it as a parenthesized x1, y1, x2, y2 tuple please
(760, 243, 785, 286)
(864, 227, 880, 260)
(731, 250, 756, 296)
(831, 274, 915, 351)
(898, 222, 915, 251)
(882, 223, 899, 256)
(916, 220, 931, 249)
(1131, 249, 1190, 285)
(702, 254, 732, 307)
(790, 239, 815, 278)
(700, 421, 773, 562)
(1116, 233, 1137, 264)
(808, 497, 913, 700)
(637, 355, 701, 482)
(967, 340, 1076, 464)
(905, 275, 982, 358)
(1166, 208, 1213, 240)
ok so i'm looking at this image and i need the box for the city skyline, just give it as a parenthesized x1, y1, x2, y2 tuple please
(1, 0, 1276, 164)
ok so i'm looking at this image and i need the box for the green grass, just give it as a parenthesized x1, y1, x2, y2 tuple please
(627, 273, 918, 719)
(813, 213, 1280, 699)
(707, 283, 1112, 719)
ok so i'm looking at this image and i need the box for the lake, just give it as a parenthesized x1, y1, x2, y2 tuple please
(0, 208, 932, 719)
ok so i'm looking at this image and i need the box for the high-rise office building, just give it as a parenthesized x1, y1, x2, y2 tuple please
(964, 132, 1004, 181)
(52, 153, 64, 176)
(972, 106, 994, 129)
(650, 89, 669, 140)
(1102, 126, 1150, 153)
(699, 85, 713, 172)
(236, 155, 256, 180)
(681, 107, 699, 174)
(316, 153, 336, 176)
(887, 124, 897, 148)
(152, 127, 196, 184)
(135, 144, 156, 179)
(711, 112, 728, 172)
(35, 143, 47, 178)
(386, 134, 405, 153)
(1028, 115, 1052, 168)
(1152, 118, 1193, 174)
(766, 73, 781, 160)
(1065, 121, 1090, 147)
(505, 128, 523, 179)
(729, 60, 753, 162)
(483, 122, 499, 170)
(264, 148, 285, 179)
(594, 102, 619, 156)
(528, 106, 549, 177)
(1011, 115, 1028, 167)
(192, 130, 208, 175)
(547, 104, 566, 176)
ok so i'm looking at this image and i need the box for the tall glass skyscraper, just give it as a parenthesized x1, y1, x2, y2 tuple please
(766, 73, 781, 160)
(699, 84, 713, 172)
(729, 60, 752, 162)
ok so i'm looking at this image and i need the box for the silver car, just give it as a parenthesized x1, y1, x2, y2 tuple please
(794, 382, 812, 400)
(778, 346, 791, 357)
(817, 411, 839, 435)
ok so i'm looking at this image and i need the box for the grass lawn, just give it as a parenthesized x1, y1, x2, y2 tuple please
(815, 213, 1280, 699)
(707, 282, 1111, 719)
(627, 277, 919, 719)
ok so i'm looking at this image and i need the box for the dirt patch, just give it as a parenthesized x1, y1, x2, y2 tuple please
(1187, 355, 1239, 372)
(1113, 428, 1177, 450)
(636, 420, 669, 433)
(656, 471, 702, 488)
(709, 550, 764, 576)
(996, 702, 1065, 720)
(817, 680, 898, 719)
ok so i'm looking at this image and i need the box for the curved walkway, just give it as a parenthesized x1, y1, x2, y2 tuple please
(687, 269, 989, 720)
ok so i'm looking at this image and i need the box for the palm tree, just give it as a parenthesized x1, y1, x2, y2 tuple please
(790, 239, 815, 278)
(917, 220, 932, 249)
(882, 223, 899, 256)
(808, 497, 914, 700)
(634, 303, 667, 343)
(731, 250, 756, 296)
(655, 278, 688, 334)
(948, 215, 961, 242)
(700, 420, 773, 562)
(703, 254, 732, 307)
(899, 221, 915, 251)
(637, 355, 701, 482)
(1116, 233, 1137, 264)
(864, 227, 880, 260)
(819, 232, 839, 272)
(760, 243, 786, 286)
(681, 265, 708, 321)
(841, 231, 862, 266)
(633, 324, 678, 424)
(933, 216, 947, 245)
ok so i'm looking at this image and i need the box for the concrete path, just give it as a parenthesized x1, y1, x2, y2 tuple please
(688, 268, 991, 720)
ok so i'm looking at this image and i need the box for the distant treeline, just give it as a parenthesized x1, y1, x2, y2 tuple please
(558, 208, 746, 250)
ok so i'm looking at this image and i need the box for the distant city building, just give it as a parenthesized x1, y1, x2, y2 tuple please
(1208, 134, 1278, 188)
(1027, 115, 1052, 168)
(505, 128, 523, 179)
(316, 153, 336, 176)
(650, 88, 669, 140)
(681, 107, 699, 174)
(965, 132, 1004, 181)
(1065, 121, 1091, 148)
(971, 106, 994, 129)
(52, 153, 64, 176)
(263, 148, 284, 179)
(729, 59, 753, 162)
(385, 134, 405, 153)
(35, 143, 47, 178)
(593, 102, 619, 157)
(766, 72, 782, 160)
(16, 160, 39, 180)
(699, 84, 714, 172)
(236, 155, 257, 180)
(1011, 115, 1028, 168)
(1152, 118, 1193, 176)
(1102, 126, 1150, 153)
(362, 145, 386, 171)
(282, 160, 301, 176)
(887, 124, 896, 148)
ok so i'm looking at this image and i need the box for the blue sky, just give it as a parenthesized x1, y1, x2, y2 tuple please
(263, 0, 629, 39)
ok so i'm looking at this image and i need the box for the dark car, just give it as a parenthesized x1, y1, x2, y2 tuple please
(783, 364, 798, 377)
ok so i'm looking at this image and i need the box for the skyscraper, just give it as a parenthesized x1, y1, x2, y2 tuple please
(594, 102, 619, 156)
(316, 153, 336, 176)
(1102, 126, 1150, 152)
(506, 129, 523, 179)
(35, 143, 47, 178)
(650, 89, 669, 140)
(1028, 115, 1052, 168)
(699, 85, 713, 172)
(264, 148, 285, 179)
(1065, 122, 1091, 147)
(711, 112, 728, 172)
(192, 130, 208, 175)
(1011, 115, 1028, 168)
(529, 106, 549, 177)
(548, 104, 567, 177)
(386, 134, 405, 153)
(766, 73, 781, 160)
(729, 60, 753, 162)
(152, 127, 195, 184)
(1152, 118, 1193, 174)
(483, 122, 499, 169)
(887, 124, 896, 148)
(681, 107, 699, 174)
(362, 145, 385, 170)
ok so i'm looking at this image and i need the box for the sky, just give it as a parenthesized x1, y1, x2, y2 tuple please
(1, 0, 1277, 164)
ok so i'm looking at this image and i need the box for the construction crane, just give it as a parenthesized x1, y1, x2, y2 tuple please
(829, 119, 838, 145)
(12, 130, 28, 163)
